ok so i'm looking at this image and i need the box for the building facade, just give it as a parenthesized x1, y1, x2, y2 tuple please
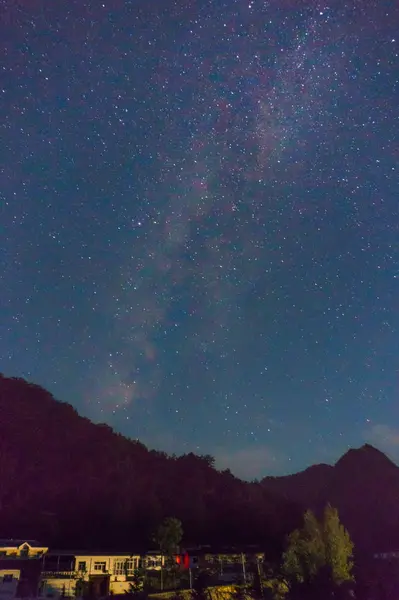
(0, 539, 266, 599)
(40, 552, 143, 599)
(0, 540, 48, 600)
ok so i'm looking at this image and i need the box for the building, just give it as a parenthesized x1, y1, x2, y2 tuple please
(0, 539, 266, 599)
(40, 551, 143, 599)
(141, 552, 165, 571)
(0, 540, 48, 600)
(183, 546, 263, 569)
(0, 540, 48, 560)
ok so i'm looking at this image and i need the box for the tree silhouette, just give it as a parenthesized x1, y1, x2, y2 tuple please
(126, 569, 146, 600)
(153, 517, 183, 591)
(283, 505, 354, 598)
(191, 570, 211, 600)
(154, 517, 183, 555)
(323, 504, 354, 584)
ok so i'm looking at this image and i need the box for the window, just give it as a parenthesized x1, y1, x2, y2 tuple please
(128, 559, 138, 572)
(114, 561, 124, 576)
(94, 562, 106, 572)
(3, 575, 13, 583)
(78, 562, 87, 572)
(113, 559, 138, 575)
(147, 559, 161, 569)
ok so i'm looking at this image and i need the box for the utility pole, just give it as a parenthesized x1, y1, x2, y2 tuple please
(256, 556, 263, 596)
(70, 558, 74, 598)
(241, 553, 246, 584)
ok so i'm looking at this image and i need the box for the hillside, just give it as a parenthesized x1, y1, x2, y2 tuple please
(3, 373, 399, 557)
(262, 444, 399, 553)
(0, 374, 300, 554)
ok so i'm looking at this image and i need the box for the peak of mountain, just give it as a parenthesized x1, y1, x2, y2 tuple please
(0, 374, 300, 554)
(335, 443, 397, 471)
(262, 443, 399, 552)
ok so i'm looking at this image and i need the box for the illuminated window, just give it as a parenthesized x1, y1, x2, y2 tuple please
(94, 562, 106, 572)
(114, 561, 125, 576)
(147, 559, 161, 568)
(113, 559, 138, 575)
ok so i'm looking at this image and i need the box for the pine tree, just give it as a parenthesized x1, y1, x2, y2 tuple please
(283, 510, 325, 583)
(126, 569, 146, 600)
(154, 517, 183, 555)
(323, 504, 354, 584)
(153, 517, 183, 591)
(283, 505, 354, 597)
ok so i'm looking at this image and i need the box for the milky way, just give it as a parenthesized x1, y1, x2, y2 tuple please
(103, 7, 347, 403)
(2, 0, 398, 478)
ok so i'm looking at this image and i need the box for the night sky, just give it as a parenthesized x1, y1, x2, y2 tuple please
(2, 0, 398, 480)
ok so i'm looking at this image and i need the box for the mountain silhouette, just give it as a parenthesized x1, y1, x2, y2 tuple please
(262, 443, 399, 553)
(2, 372, 399, 556)
(0, 374, 299, 553)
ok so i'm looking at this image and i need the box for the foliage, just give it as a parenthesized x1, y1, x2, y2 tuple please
(74, 576, 86, 598)
(283, 505, 354, 597)
(154, 516, 183, 555)
(323, 504, 354, 584)
(260, 564, 289, 600)
(283, 510, 325, 583)
(262, 577, 289, 600)
(191, 570, 211, 600)
(230, 584, 254, 600)
(126, 569, 145, 598)
(168, 591, 186, 600)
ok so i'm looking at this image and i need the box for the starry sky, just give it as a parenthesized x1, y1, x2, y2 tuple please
(1, 0, 398, 480)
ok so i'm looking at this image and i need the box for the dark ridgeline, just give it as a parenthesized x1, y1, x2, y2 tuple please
(262, 443, 399, 554)
(2, 372, 399, 563)
(0, 374, 299, 554)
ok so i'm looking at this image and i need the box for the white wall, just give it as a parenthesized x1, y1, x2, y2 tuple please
(109, 580, 130, 595)
(40, 577, 76, 599)
(41, 554, 143, 597)
(0, 570, 20, 600)
(74, 555, 141, 580)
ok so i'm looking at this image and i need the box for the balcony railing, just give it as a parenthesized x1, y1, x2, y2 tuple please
(42, 571, 76, 579)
